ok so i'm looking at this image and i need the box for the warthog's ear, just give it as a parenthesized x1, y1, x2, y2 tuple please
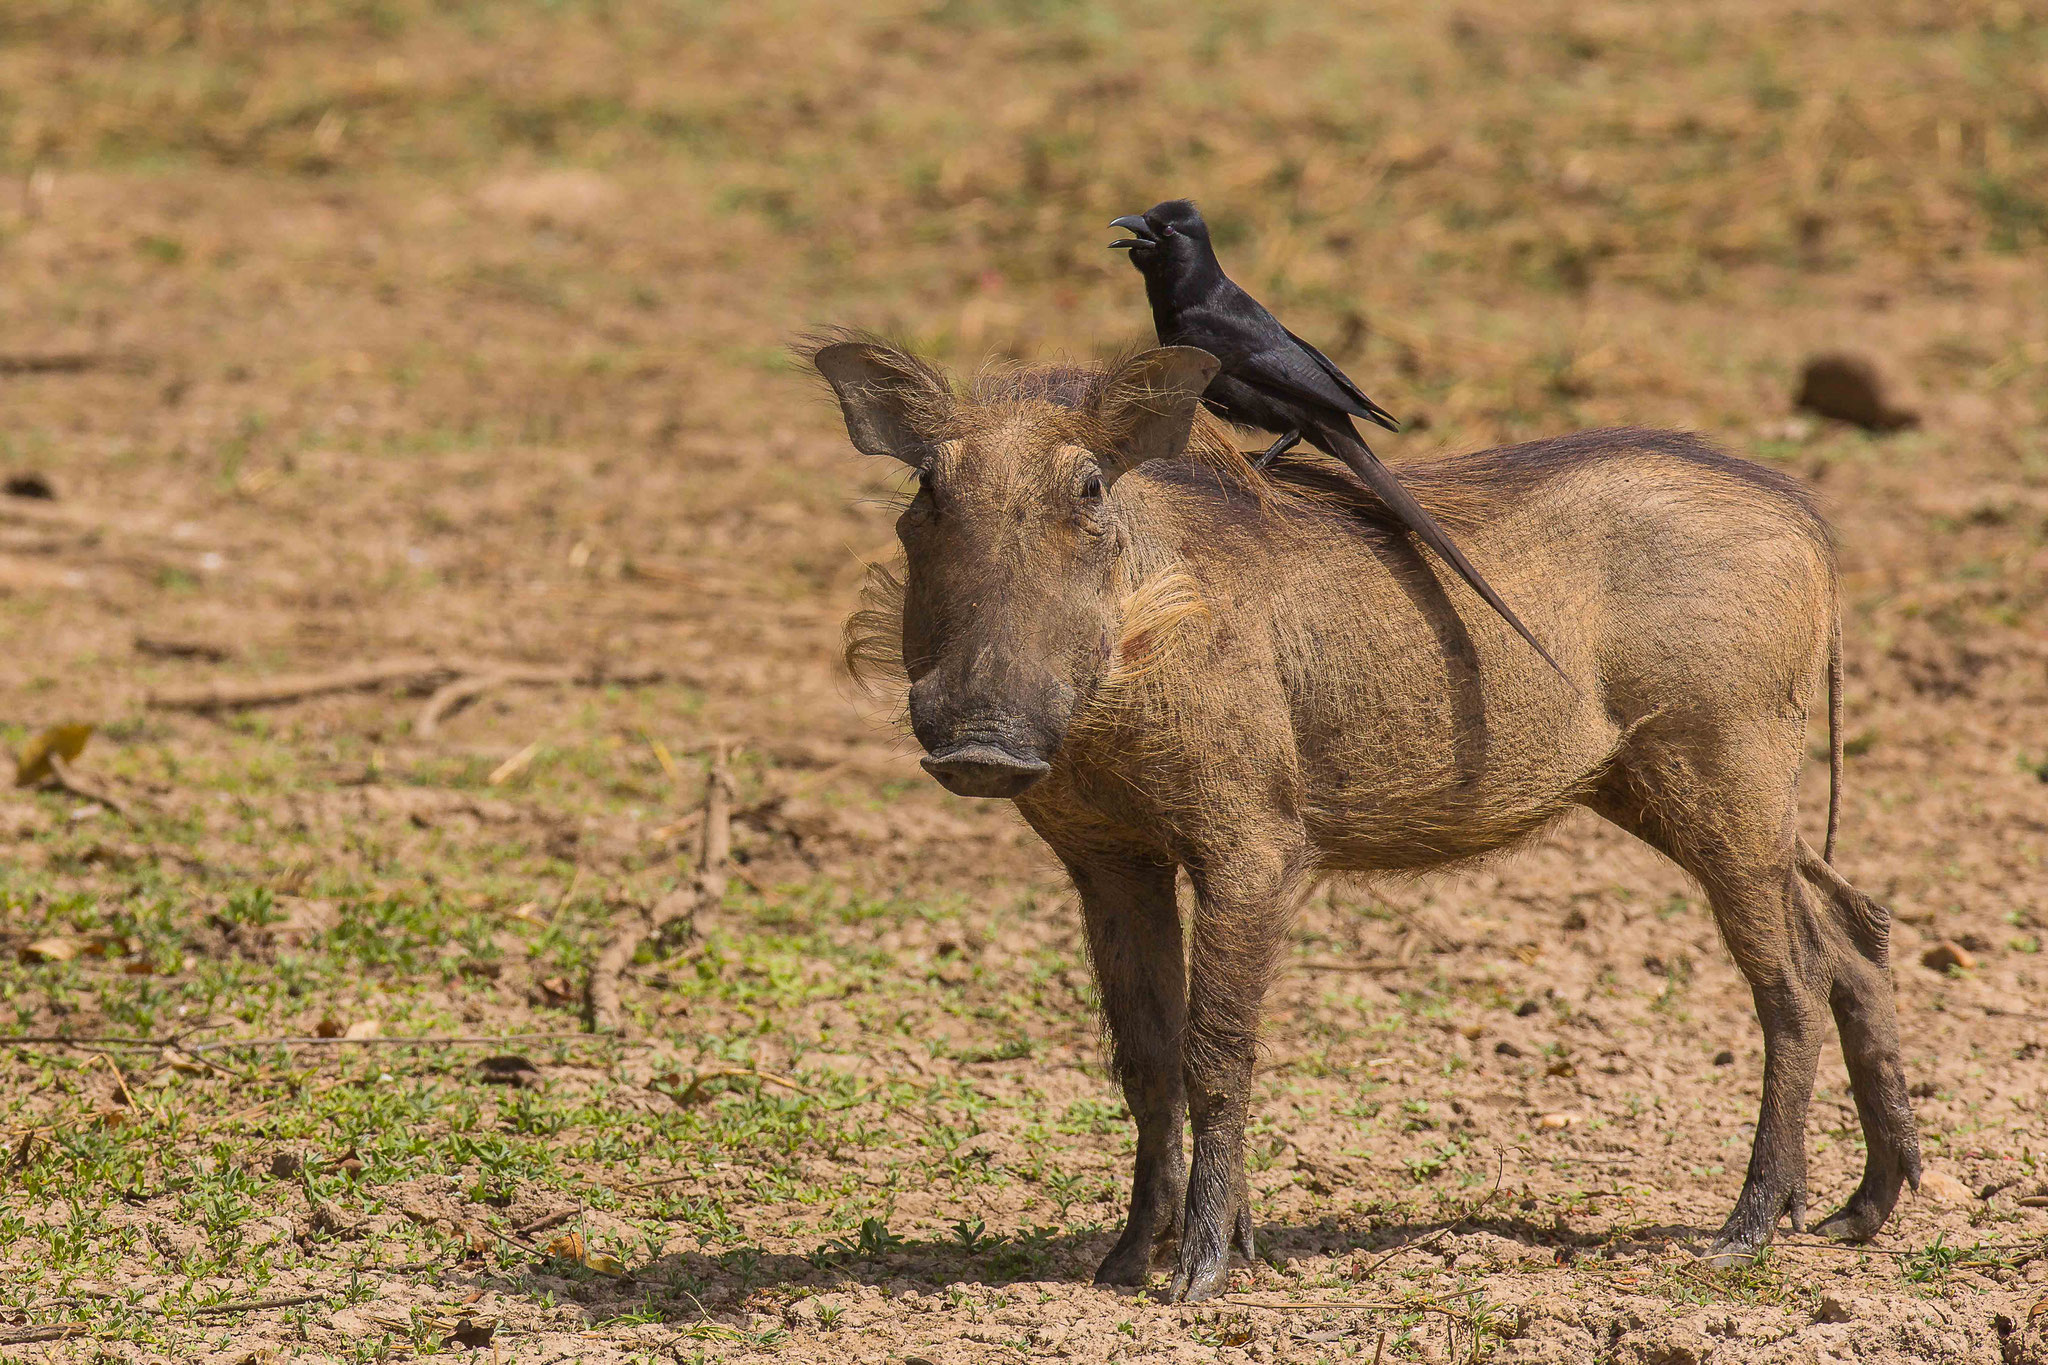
(810, 341, 950, 465)
(1094, 346, 1221, 481)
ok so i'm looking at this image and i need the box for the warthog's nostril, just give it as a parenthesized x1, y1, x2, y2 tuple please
(920, 744, 1050, 799)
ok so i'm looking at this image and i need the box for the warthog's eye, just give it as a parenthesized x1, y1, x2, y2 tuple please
(1078, 471, 1104, 502)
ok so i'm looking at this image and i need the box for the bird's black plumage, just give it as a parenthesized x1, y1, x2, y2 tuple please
(1109, 198, 1567, 679)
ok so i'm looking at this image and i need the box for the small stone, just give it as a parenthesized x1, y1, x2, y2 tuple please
(1921, 941, 1976, 972)
(1919, 1168, 1970, 1204)
(1495, 1040, 1524, 1058)
(475, 1054, 542, 1088)
(1713, 1050, 1736, 1067)
(1794, 353, 1919, 432)
(1816, 1291, 1857, 1323)
(1515, 1000, 1542, 1017)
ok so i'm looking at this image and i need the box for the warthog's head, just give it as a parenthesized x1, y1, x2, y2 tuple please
(810, 340, 1222, 798)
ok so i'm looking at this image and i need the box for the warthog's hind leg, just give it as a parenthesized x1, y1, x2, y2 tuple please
(1066, 856, 1190, 1288)
(1798, 840, 1922, 1240)
(1590, 726, 1854, 1267)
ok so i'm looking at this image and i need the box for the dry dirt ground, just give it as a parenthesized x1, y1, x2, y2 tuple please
(2, 2, 2046, 1362)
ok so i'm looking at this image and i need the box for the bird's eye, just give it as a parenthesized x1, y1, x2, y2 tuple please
(1159, 223, 1177, 237)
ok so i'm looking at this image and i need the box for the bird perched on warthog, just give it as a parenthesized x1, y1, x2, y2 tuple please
(1108, 198, 1565, 679)
(808, 336, 1919, 1303)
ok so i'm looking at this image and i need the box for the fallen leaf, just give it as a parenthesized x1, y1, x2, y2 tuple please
(18, 936, 80, 964)
(545, 1230, 628, 1277)
(342, 1019, 382, 1040)
(1536, 1112, 1579, 1130)
(14, 724, 92, 787)
(313, 1017, 344, 1038)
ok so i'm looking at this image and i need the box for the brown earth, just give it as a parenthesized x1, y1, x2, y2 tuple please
(1, 2, 2045, 1362)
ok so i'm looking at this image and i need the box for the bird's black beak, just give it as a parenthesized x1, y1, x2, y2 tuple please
(1108, 214, 1156, 249)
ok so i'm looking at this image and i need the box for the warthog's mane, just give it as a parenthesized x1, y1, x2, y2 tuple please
(837, 353, 1829, 719)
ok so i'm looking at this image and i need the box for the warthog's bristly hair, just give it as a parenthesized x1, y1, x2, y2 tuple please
(842, 559, 907, 696)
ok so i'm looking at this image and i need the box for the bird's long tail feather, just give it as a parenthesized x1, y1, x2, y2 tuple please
(1321, 425, 1574, 685)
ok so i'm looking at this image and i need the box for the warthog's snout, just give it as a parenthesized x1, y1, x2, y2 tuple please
(907, 645, 1075, 799)
(919, 743, 1050, 798)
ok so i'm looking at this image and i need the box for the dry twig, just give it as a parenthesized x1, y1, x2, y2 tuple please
(417, 664, 664, 737)
(0, 1292, 331, 1343)
(513, 1209, 580, 1237)
(1356, 1153, 1507, 1278)
(589, 742, 734, 1033)
(669, 1067, 815, 1104)
(41, 752, 138, 822)
(1223, 1297, 1475, 1323)
(0, 1031, 613, 1055)
(187, 1293, 328, 1317)
(0, 1325, 86, 1345)
(144, 656, 664, 716)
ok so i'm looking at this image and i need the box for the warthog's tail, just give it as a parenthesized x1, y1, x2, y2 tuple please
(1825, 604, 1842, 865)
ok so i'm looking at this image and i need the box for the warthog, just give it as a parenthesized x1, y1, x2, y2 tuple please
(810, 338, 1921, 1302)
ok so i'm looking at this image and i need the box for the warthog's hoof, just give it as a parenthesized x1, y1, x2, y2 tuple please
(1093, 1238, 1153, 1287)
(1813, 1196, 1890, 1242)
(1698, 1239, 1765, 1270)
(1167, 1234, 1233, 1303)
(1094, 1219, 1181, 1288)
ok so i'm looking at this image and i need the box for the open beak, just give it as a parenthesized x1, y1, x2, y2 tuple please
(1108, 214, 1156, 250)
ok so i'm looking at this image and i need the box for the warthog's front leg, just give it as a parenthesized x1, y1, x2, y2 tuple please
(1068, 855, 1189, 1287)
(1169, 851, 1301, 1303)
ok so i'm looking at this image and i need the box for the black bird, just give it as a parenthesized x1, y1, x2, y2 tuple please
(1109, 199, 1567, 679)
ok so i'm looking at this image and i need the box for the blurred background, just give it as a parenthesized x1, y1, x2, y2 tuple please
(1, 3, 2044, 1359)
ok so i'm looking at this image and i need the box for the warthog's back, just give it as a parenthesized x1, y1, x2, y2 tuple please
(1088, 428, 1836, 868)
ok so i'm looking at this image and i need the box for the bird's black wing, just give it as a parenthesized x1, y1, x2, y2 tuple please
(1220, 326, 1401, 432)
(1281, 326, 1399, 433)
